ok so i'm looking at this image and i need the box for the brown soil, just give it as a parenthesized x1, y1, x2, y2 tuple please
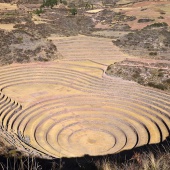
(115, 1, 170, 30)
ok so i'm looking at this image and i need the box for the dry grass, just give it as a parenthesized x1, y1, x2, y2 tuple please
(97, 151, 170, 170)
(1, 146, 170, 170)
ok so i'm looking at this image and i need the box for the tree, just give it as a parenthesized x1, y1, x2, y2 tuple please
(42, 0, 58, 9)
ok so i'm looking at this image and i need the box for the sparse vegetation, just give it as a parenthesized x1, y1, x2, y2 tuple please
(0, 1, 170, 170)
(1, 141, 170, 169)
(147, 82, 167, 90)
(106, 59, 170, 91)
(17, 36, 23, 43)
(34, 8, 44, 16)
(113, 23, 170, 59)
(149, 52, 157, 56)
(96, 151, 170, 170)
(62, 0, 67, 5)
(41, 0, 58, 8)
(138, 18, 155, 23)
(70, 7, 77, 15)
(144, 22, 168, 29)
(0, 29, 59, 65)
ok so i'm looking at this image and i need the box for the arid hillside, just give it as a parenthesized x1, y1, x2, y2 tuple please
(106, 59, 170, 91)
(0, 2, 170, 170)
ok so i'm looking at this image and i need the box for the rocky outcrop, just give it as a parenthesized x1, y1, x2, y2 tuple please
(106, 59, 170, 91)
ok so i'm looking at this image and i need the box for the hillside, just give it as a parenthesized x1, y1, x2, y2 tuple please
(106, 59, 170, 91)
(0, 1, 170, 170)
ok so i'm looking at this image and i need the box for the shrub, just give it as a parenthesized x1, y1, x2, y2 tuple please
(148, 82, 167, 90)
(158, 72, 164, 77)
(41, 0, 58, 8)
(158, 16, 164, 19)
(165, 79, 170, 84)
(34, 8, 44, 16)
(132, 72, 140, 79)
(160, 11, 166, 15)
(85, 2, 92, 9)
(17, 37, 23, 43)
(137, 77, 144, 84)
(16, 57, 24, 63)
(62, 0, 67, 5)
(149, 52, 157, 56)
(107, 65, 112, 71)
(151, 22, 168, 27)
(70, 8, 77, 15)
(138, 18, 155, 23)
(146, 22, 168, 29)
(142, 22, 168, 31)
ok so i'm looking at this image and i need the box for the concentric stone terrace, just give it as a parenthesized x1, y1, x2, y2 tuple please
(0, 36, 170, 158)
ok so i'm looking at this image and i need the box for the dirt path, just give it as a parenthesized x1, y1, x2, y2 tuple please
(0, 35, 170, 158)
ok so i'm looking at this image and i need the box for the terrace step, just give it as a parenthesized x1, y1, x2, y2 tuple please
(0, 36, 169, 158)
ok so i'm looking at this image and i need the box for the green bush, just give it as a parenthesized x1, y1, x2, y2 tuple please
(107, 65, 112, 71)
(158, 72, 164, 77)
(144, 22, 168, 30)
(62, 0, 67, 5)
(160, 11, 166, 15)
(42, 0, 58, 8)
(85, 2, 92, 9)
(17, 36, 23, 43)
(132, 71, 140, 79)
(34, 8, 44, 16)
(70, 8, 77, 15)
(137, 77, 144, 84)
(150, 22, 168, 27)
(165, 79, 170, 84)
(148, 82, 167, 90)
(149, 52, 157, 56)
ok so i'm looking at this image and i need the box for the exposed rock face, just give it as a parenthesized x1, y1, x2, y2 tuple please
(106, 59, 170, 91)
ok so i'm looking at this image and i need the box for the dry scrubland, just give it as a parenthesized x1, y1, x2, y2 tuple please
(0, 1, 170, 170)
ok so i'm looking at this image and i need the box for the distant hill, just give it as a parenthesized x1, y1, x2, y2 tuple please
(0, 0, 148, 4)
(0, 0, 43, 3)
